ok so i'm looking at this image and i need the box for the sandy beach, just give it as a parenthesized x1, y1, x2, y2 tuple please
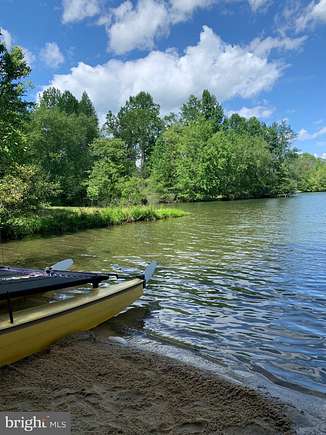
(0, 332, 296, 435)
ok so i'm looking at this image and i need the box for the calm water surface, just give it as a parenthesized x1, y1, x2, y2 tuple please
(3, 193, 326, 397)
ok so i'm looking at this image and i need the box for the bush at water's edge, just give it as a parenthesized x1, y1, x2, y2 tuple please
(0, 206, 188, 242)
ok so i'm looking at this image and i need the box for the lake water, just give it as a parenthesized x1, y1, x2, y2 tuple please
(3, 192, 326, 398)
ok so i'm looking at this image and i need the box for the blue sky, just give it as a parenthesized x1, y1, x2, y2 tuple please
(1, 0, 326, 155)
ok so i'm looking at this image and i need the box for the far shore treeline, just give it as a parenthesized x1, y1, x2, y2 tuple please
(1, 38, 326, 229)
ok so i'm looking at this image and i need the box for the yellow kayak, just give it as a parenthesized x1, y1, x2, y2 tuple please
(0, 278, 143, 367)
(0, 261, 156, 367)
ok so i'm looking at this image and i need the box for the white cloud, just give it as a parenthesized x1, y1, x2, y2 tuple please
(297, 126, 326, 140)
(62, 0, 100, 23)
(298, 129, 309, 140)
(21, 47, 36, 66)
(40, 42, 65, 68)
(105, 0, 215, 53)
(296, 0, 326, 31)
(108, 0, 169, 54)
(106, 0, 305, 54)
(45, 26, 288, 118)
(1, 27, 35, 65)
(0, 27, 12, 49)
(170, 0, 215, 21)
(249, 35, 306, 56)
(311, 0, 326, 20)
(320, 152, 326, 159)
(228, 105, 275, 119)
(59, 0, 292, 55)
(248, 0, 270, 12)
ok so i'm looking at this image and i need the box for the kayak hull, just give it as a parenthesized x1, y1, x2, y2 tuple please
(0, 278, 143, 367)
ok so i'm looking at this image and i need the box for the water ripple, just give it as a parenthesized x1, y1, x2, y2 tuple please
(5, 192, 326, 397)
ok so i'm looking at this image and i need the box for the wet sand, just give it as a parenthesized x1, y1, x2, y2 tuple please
(0, 333, 295, 434)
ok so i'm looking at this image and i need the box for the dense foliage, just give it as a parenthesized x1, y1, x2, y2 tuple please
(150, 101, 298, 201)
(87, 138, 136, 205)
(294, 153, 326, 192)
(0, 39, 31, 173)
(105, 92, 163, 175)
(0, 32, 57, 224)
(27, 87, 98, 204)
(0, 164, 58, 223)
(0, 32, 325, 223)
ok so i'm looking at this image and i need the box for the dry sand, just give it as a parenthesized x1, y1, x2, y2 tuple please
(0, 333, 295, 434)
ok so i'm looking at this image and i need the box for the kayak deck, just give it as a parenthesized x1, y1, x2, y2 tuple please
(0, 266, 114, 300)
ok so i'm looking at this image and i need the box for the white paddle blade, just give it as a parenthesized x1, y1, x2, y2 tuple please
(144, 261, 157, 285)
(50, 258, 74, 271)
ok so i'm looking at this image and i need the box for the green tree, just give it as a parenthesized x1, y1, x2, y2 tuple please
(181, 90, 223, 131)
(180, 95, 202, 124)
(150, 125, 182, 201)
(40, 88, 79, 114)
(39, 87, 62, 109)
(223, 113, 297, 196)
(199, 131, 275, 199)
(57, 90, 79, 114)
(312, 162, 326, 191)
(78, 91, 98, 143)
(262, 121, 297, 195)
(162, 112, 180, 129)
(294, 153, 326, 192)
(0, 164, 58, 221)
(119, 176, 148, 205)
(223, 113, 248, 133)
(40, 87, 91, 116)
(150, 121, 215, 201)
(29, 88, 99, 204)
(201, 89, 224, 127)
(28, 107, 96, 204)
(265, 121, 295, 158)
(79, 91, 97, 118)
(174, 121, 214, 200)
(86, 138, 132, 205)
(105, 92, 163, 173)
(150, 117, 295, 201)
(0, 34, 32, 174)
(245, 117, 265, 137)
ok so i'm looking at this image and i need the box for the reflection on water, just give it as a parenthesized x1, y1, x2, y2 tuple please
(3, 193, 326, 397)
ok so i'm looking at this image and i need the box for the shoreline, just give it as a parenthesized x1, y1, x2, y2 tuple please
(0, 206, 188, 242)
(2, 192, 325, 243)
(129, 335, 326, 434)
(0, 332, 296, 434)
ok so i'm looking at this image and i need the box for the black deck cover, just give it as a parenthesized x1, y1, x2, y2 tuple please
(0, 266, 111, 300)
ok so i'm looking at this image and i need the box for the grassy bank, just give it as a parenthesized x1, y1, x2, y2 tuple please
(0, 206, 188, 241)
